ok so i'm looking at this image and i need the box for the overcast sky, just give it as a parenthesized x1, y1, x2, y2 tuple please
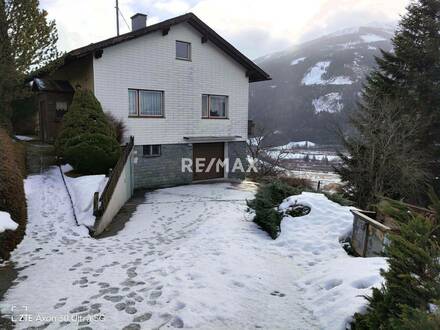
(40, 0, 410, 60)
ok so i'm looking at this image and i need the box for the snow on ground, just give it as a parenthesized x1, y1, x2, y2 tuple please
(290, 57, 306, 66)
(1, 168, 385, 329)
(360, 34, 386, 43)
(268, 150, 341, 161)
(302, 61, 353, 85)
(14, 135, 35, 141)
(0, 211, 18, 233)
(312, 92, 344, 113)
(327, 76, 353, 85)
(62, 165, 108, 228)
(278, 193, 387, 329)
(273, 141, 317, 149)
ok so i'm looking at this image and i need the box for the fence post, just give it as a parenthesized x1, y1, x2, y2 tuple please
(93, 191, 99, 216)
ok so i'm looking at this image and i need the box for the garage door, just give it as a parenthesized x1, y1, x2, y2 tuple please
(192, 143, 225, 181)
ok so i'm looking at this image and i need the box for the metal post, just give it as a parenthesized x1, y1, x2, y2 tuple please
(115, 0, 120, 36)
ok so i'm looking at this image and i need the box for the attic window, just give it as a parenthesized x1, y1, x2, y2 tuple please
(176, 41, 191, 60)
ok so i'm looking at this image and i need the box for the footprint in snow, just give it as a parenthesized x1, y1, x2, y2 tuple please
(270, 291, 286, 297)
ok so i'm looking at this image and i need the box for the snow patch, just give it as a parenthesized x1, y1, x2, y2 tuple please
(302, 62, 353, 85)
(14, 135, 34, 141)
(0, 211, 18, 233)
(360, 34, 387, 43)
(62, 165, 108, 228)
(302, 61, 330, 85)
(273, 141, 316, 149)
(278, 192, 387, 329)
(269, 85, 277, 89)
(312, 92, 344, 113)
(290, 57, 306, 66)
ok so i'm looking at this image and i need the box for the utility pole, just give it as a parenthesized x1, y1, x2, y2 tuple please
(115, 0, 120, 36)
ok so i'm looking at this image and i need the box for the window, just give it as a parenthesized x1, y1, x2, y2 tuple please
(176, 41, 191, 60)
(143, 145, 161, 157)
(202, 94, 228, 118)
(55, 101, 68, 120)
(128, 89, 163, 117)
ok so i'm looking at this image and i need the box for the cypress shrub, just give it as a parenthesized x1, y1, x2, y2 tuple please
(64, 133, 121, 175)
(248, 181, 302, 239)
(55, 90, 115, 156)
(0, 128, 27, 261)
(56, 90, 120, 174)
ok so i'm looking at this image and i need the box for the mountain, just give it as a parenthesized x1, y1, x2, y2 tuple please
(249, 26, 394, 145)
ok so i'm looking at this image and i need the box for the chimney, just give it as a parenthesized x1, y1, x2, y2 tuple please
(131, 13, 147, 31)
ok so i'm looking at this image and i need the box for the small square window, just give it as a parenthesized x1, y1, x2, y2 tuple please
(176, 41, 191, 60)
(143, 145, 161, 157)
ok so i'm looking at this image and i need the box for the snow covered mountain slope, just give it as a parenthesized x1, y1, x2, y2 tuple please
(250, 26, 394, 144)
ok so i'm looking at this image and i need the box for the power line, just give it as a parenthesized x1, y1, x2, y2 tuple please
(118, 9, 131, 31)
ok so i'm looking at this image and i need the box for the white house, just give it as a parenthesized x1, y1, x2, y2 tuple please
(32, 12, 270, 189)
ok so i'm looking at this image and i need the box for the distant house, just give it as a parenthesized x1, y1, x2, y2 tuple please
(31, 12, 270, 189)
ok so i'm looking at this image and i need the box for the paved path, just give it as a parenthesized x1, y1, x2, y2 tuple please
(0, 168, 320, 330)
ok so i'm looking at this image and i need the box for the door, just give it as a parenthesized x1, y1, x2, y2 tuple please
(192, 143, 225, 181)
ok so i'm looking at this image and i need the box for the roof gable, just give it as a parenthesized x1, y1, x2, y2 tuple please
(65, 13, 270, 83)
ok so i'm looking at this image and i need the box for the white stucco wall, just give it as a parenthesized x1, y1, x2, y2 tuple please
(93, 22, 249, 145)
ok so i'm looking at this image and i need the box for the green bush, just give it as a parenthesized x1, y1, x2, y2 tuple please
(55, 90, 115, 156)
(324, 192, 355, 207)
(64, 133, 121, 175)
(352, 197, 440, 329)
(248, 181, 302, 239)
(0, 128, 27, 261)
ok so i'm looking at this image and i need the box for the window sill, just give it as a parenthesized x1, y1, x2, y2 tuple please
(128, 115, 165, 118)
(176, 57, 191, 61)
(142, 155, 161, 158)
(201, 117, 229, 120)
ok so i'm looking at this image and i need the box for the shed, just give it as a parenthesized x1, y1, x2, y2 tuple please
(32, 78, 74, 142)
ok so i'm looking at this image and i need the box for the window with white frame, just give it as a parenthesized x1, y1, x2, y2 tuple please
(143, 145, 161, 157)
(202, 94, 228, 118)
(128, 89, 164, 117)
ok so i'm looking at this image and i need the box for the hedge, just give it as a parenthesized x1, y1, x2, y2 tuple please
(0, 128, 27, 261)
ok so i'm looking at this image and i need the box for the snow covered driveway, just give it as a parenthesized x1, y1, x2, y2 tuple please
(1, 168, 385, 329)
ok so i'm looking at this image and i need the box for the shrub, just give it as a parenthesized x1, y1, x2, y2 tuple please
(55, 90, 115, 156)
(279, 176, 313, 190)
(352, 197, 440, 329)
(11, 96, 38, 135)
(248, 181, 302, 239)
(0, 128, 27, 261)
(105, 112, 126, 144)
(324, 192, 355, 206)
(64, 133, 121, 175)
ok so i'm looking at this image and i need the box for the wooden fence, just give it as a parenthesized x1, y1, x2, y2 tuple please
(94, 136, 134, 217)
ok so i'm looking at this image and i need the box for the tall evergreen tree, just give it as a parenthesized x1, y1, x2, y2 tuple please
(0, 0, 15, 129)
(5, 0, 59, 74)
(338, 0, 440, 207)
(0, 0, 59, 127)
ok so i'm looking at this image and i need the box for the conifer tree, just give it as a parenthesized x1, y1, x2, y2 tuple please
(338, 0, 440, 207)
